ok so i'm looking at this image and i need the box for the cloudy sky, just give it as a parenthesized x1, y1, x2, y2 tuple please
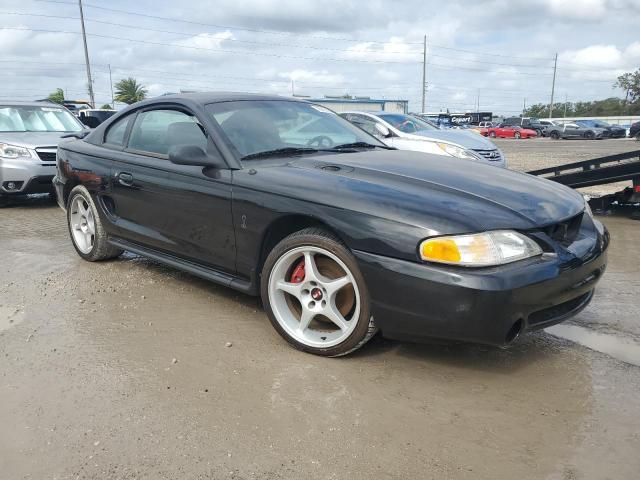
(1, 0, 639, 114)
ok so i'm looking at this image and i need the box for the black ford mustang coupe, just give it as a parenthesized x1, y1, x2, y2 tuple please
(54, 93, 608, 356)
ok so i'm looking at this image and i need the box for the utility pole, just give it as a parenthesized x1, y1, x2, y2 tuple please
(421, 35, 427, 113)
(549, 52, 558, 119)
(78, 0, 95, 108)
(291, 79, 295, 96)
(108, 64, 114, 109)
(523, 97, 526, 115)
(563, 93, 568, 118)
(476, 89, 480, 113)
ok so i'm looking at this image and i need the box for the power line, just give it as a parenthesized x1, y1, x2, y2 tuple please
(1, 27, 422, 65)
(33, 0, 424, 45)
(0, 12, 423, 55)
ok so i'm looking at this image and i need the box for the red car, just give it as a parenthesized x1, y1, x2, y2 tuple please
(481, 125, 537, 139)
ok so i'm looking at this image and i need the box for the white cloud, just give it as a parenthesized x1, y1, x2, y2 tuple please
(545, 0, 607, 20)
(180, 31, 235, 49)
(278, 69, 345, 85)
(341, 37, 419, 63)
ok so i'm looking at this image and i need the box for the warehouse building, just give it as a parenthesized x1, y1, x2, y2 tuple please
(304, 96, 409, 114)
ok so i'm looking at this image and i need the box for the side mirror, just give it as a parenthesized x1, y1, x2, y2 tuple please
(374, 123, 391, 138)
(168, 145, 225, 168)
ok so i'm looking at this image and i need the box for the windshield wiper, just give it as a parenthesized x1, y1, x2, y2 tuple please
(241, 147, 318, 160)
(327, 142, 393, 150)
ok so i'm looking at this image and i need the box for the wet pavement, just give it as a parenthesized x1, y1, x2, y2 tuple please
(1, 196, 640, 479)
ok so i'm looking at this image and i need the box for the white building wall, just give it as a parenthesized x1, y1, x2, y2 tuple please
(549, 115, 640, 126)
(316, 102, 384, 113)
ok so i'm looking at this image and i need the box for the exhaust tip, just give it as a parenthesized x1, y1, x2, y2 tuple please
(505, 319, 524, 344)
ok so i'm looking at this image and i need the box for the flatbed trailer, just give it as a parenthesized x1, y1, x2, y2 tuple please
(528, 149, 640, 218)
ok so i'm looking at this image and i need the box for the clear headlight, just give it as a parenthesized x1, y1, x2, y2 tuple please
(420, 230, 542, 267)
(435, 142, 483, 161)
(0, 143, 31, 159)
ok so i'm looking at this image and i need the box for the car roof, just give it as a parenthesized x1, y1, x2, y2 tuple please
(0, 100, 65, 107)
(340, 111, 406, 117)
(145, 92, 299, 105)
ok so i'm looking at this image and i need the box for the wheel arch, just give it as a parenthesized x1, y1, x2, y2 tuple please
(257, 214, 346, 280)
(62, 178, 81, 207)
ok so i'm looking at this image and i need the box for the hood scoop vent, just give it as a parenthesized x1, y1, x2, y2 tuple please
(315, 163, 354, 173)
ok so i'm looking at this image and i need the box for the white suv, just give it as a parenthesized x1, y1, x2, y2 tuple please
(0, 101, 85, 205)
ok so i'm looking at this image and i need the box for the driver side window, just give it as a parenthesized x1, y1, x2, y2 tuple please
(127, 109, 207, 157)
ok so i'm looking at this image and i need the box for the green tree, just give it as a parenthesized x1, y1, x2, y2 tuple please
(114, 78, 147, 105)
(524, 96, 640, 117)
(100, 103, 113, 109)
(614, 69, 640, 103)
(47, 88, 65, 104)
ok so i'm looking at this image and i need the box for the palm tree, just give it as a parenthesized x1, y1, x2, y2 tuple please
(114, 78, 147, 105)
(47, 88, 65, 104)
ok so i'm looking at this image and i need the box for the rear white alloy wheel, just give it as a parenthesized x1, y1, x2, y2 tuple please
(69, 195, 96, 254)
(268, 246, 360, 349)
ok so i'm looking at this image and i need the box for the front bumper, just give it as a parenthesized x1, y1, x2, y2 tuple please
(0, 156, 56, 195)
(354, 224, 609, 346)
(52, 174, 66, 210)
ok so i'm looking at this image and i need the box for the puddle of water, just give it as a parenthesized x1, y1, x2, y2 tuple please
(0, 306, 25, 332)
(546, 324, 640, 367)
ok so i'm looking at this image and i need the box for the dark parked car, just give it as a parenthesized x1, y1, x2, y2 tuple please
(77, 109, 117, 128)
(54, 93, 609, 356)
(546, 122, 609, 140)
(627, 121, 639, 139)
(575, 120, 626, 138)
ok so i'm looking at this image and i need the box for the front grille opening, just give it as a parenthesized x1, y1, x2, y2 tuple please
(36, 151, 57, 163)
(472, 149, 501, 161)
(544, 213, 583, 245)
(528, 292, 591, 326)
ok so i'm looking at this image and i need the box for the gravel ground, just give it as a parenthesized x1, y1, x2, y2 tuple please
(496, 136, 640, 195)
(1, 194, 640, 480)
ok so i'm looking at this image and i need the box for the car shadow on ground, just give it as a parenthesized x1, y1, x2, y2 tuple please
(351, 330, 568, 374)
(0, 194, 58, 209)
(113, 253, 568, 372)
(117, 252, 262, 311)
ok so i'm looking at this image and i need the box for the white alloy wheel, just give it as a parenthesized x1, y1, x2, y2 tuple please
(69, 194, 96, 254)
(268, 246, 360, 349)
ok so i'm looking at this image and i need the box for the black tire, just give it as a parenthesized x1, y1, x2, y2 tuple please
(584, 130, 595, 140)
(489, 131, 496, 138)
(66, 185, 123, 261)
(634, 133, 640, 141)
(260, 227, 377, 357)
(550, 131, 560, 140)
(535, 129, 542, 137)
(514, 131, 521, 139)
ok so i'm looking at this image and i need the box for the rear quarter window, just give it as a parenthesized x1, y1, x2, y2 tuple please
(104, 116, 131, 146)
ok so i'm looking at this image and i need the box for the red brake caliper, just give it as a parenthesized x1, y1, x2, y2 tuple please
(289, 259, 306, 283)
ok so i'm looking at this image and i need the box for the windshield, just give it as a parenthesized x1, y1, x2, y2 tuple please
(577, 120, 597, 127)
(0, 105, 84, 132)
(206, 100, 383, 159)
(377, 113, 438, 133)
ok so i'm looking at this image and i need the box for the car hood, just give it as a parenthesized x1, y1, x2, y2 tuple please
(244, 150, 584, 233)
(402, 129, 498, 150)
(0, 131, 74, 148)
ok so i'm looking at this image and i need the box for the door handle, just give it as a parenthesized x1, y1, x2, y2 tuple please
(117, 172, 134, 186)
